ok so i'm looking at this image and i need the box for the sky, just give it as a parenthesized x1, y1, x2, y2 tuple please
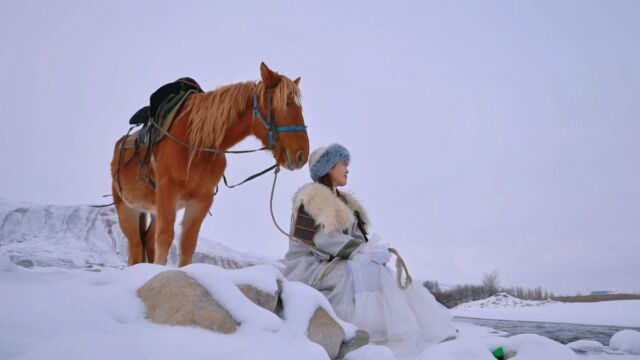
(1, 0, 638, 295)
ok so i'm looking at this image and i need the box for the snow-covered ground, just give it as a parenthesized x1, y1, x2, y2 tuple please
(453, 293, 640, 328)
(1, 200, 639, 359)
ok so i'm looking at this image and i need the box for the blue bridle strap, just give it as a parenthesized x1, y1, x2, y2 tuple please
(253, 90, 307, 147)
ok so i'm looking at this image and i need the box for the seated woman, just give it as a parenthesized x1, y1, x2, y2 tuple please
(284, 143, 457, 346)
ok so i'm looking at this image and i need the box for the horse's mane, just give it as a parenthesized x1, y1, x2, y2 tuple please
(186, 77, 301, 153)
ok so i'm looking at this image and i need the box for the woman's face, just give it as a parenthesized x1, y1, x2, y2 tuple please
(329, 160, 348, 187)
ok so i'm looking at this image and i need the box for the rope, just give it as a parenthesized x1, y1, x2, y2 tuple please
(269, 166, 291, 238)
(388, 248, 413, 289)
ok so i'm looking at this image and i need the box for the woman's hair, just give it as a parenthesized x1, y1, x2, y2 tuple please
(317, 173, 333, 188)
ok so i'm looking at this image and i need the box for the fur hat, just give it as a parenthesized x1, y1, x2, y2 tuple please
(308, 143, 350, 181)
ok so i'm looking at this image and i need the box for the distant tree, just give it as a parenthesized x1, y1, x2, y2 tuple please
(535, 287, 543, 300)
(423, 280, 441, 294)
(482, 270, 500, 296)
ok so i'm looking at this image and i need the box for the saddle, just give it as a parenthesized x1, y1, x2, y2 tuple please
(120, 78, 204, 189)
(125, 77, 203, 150)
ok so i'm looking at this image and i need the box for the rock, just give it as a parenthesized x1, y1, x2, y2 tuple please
(138, 270, 237, 333)
(337, 330, 369, 359)
(16, 259, 34, 268)
(307, 307, 345, 360)
(238, 281, 280, 313)
(504, 351, 518, 359)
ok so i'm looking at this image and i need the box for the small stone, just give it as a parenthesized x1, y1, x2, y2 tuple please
(16, 259, 34, 268)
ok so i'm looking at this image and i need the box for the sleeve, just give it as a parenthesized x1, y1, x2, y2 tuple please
(313, 223, 365, 259)
(292, 205, 365, 259)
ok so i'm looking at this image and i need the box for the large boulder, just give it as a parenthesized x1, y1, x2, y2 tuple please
(137, 268, 365, 359)
(138, 270, 237, 333)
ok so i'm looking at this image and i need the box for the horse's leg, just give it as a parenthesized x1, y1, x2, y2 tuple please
(138, 213, 148, 263)
(178, 195, 214, 267)
(153, 182, 177, 265)
(113, 187, 145, 265)
(142, 215, 156, 263)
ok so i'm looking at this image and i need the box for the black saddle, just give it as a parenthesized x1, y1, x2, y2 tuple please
(128, 77, 203, 126)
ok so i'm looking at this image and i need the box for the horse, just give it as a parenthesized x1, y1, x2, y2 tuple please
(110, 63, 309, 266)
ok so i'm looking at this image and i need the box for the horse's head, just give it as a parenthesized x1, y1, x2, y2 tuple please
(252, 62, 309, 170)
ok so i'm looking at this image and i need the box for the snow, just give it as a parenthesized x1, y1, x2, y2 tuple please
(280, 280, 358, 339)
(453, 293, 640, 327)
(610, 330, 640, 354)
(182, 264, 283, 332)
(2, 200, 640, 359)
(0, 200, 281, 270)
(568, 339, 606, 351)
(501, 334, 578, 359)
(0, 259, 331, 360)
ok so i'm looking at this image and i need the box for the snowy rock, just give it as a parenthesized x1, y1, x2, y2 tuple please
(502, 334, 578, 360)
(238, 282, 280, 313)
(610, 329, 640, 354)
(418, 337, 496, 360)
(343, 344, 395, 360)
(338, 330, 370, 359)
(137, 270, 238, 333)
(567, 339, 605, 352)
(307, 306, 346, 360)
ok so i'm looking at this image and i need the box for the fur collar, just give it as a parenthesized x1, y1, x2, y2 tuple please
(292, 183, 370, 233)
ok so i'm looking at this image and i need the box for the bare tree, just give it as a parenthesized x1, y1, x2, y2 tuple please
(482, 270, 500, 296)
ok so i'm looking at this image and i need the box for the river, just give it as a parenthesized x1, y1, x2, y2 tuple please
(454, 316, 640, 346)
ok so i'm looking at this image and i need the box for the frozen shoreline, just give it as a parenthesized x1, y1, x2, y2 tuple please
(452, 293, 640, 328)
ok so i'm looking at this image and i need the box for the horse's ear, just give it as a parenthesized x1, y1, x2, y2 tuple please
(294, 77, 301, 86)
(260, 62, 280, 88)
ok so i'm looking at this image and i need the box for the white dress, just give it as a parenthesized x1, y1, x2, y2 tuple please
(334, 234, 457, 346)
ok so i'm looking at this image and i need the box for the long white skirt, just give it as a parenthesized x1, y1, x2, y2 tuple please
(333, 260, 457, 347)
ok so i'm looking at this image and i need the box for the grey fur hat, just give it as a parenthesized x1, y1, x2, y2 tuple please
(308, 143, 350, 182)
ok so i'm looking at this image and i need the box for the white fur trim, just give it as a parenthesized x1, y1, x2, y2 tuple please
(292, 183, 370, 233)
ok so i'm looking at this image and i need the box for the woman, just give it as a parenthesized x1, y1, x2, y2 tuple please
(284, 143, 457, 346)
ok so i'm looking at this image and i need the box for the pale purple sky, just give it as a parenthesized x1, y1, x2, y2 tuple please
(1, 1, 638, 294)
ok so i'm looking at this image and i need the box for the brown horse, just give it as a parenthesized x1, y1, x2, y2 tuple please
(111, 63, 309, 266)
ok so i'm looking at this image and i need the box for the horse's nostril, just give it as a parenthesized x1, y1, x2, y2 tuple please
(296, 151, 304, 167)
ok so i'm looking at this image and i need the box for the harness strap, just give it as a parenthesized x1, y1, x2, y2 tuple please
(148, 118, 269, 154)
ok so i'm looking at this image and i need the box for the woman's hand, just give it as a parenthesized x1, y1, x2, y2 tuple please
(371, 247, 391, 265)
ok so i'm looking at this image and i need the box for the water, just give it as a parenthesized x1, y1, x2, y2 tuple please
(454, 316, 640, 346)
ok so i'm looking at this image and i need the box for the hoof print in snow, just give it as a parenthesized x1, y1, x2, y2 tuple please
(307, 307, 346, 359)
(138, 270, 238, 334)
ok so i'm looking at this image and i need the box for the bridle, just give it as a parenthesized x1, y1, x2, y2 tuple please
(252, 88, 307, 149)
